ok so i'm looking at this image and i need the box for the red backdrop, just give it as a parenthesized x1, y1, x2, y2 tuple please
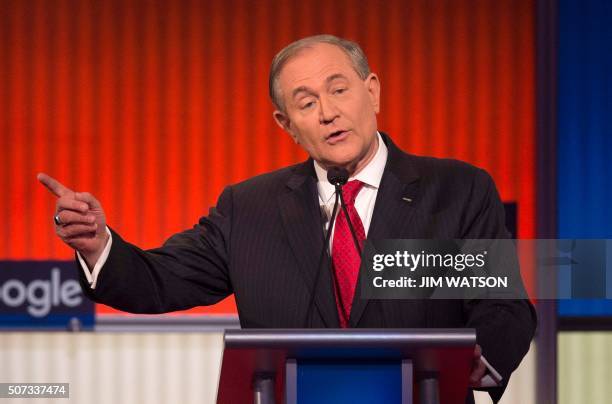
(0, 0, 535, 315)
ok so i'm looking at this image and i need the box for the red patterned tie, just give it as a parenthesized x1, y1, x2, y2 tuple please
(331, 180, 365, 328)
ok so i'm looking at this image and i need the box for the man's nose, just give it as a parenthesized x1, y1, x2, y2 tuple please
(319, 95, 339, 124)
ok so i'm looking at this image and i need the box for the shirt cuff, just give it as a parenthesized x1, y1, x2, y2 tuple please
(76, 227, 113, 289)
(479, 355, 503, 387)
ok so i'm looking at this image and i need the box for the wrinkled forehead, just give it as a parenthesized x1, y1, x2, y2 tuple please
(277, 43, 360, 91)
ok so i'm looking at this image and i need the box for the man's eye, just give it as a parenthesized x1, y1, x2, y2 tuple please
(333, 88, 347, 95)
(301, 101, 315, 110)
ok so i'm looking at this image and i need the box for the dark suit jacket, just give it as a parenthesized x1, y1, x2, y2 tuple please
(80, 133, 536, 403)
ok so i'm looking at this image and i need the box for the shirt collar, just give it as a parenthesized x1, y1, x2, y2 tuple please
(314, 131, 388, 204)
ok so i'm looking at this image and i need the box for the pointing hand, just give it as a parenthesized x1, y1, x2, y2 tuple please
(37, 173, 109, 268)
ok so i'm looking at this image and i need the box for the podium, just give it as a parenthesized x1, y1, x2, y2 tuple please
(216, 329, 475, 404)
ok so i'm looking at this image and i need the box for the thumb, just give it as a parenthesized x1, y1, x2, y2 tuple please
(74, 192, 102, 209)
(474, 344, 482, 358)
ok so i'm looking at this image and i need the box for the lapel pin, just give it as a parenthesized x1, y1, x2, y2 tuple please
(402, 197, 413, 203)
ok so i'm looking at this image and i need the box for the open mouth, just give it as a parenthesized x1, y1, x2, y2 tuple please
(326, 130, 348, 140)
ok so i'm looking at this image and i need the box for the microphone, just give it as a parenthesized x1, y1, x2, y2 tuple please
(327, 167, 349, 187)
(302, 167, 346, 327)
(329, 167, 363, 327)
(303, 167, 363, 328)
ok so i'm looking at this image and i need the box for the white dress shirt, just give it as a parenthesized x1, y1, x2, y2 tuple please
(314, 132, 387, 241)
(76, 227, 112, 289)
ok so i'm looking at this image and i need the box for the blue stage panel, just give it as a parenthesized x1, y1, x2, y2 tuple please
(297, 360, 401, 404)
(557, 0, 612, 316)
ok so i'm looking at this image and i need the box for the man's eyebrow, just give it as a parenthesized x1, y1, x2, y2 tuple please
(291, 86, 313, 99)
(290, 74, 350, 99)
(326, 73, 349, 83)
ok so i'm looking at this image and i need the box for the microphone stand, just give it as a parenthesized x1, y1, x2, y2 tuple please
(303, 192, 340, 328)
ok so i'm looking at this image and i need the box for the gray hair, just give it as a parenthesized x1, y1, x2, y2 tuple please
(269, 34, 371, 112)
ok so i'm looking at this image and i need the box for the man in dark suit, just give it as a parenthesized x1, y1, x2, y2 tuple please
(39, 35, 535, 403)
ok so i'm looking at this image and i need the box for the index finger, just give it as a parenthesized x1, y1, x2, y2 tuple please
(37, 173, 74, 198)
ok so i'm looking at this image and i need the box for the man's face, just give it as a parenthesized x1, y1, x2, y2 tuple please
(273, 43, 381, 173)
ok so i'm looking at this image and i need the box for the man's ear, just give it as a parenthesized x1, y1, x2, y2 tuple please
(273, 110, 299, 144)
(364, 73, 381, 113)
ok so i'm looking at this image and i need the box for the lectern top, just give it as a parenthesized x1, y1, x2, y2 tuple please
(224, 328, 475, 350)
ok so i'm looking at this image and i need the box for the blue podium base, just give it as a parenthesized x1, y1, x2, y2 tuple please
(285, 359, 412, 404)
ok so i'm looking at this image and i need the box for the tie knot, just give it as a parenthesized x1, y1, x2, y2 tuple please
(341, 180, 364, 204)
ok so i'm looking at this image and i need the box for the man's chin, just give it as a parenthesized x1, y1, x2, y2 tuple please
(319, 156, 360, 173)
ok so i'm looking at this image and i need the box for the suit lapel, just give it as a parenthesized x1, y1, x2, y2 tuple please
(277, 161, 340, 328)
(349, 135, 421, 327)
